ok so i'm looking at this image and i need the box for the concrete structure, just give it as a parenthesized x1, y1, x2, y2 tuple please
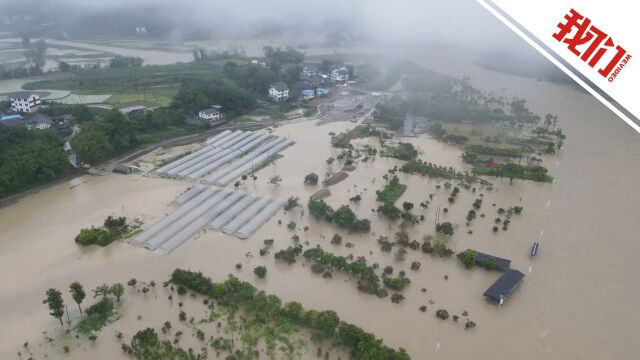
(8, 92, 41, 113)
(25, 113, 53, 130)
(301, 89, 315, 100)
(198, 105, 226, 126)
(330, 67, 349, 84)
(315, 88, 329, 96)
(269, 82, 289, 101)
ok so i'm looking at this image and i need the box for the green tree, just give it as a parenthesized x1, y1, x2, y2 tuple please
(253, 266, 267, 278)
(333, 205, 357, 229)
(43, 288, 65, 326)
(71, 129, 113, 165)
(69, 282, 86, 315)
(72, 105, 95, 123)
(269, 175, 282, 188)
(93, 283, 111, 299)
(435, 222, 454, 236)
(110, 283, 125, 302)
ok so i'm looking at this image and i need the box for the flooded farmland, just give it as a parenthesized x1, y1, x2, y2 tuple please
(1, 43, 639, 360)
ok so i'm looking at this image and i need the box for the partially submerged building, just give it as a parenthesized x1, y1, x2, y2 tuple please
(483, 269, 525, 303)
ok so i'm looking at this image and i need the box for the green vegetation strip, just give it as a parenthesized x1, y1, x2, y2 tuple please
(168, 269, 410, 359)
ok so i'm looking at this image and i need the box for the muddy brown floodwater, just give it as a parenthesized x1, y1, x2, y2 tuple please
(1, 46, 639, 360)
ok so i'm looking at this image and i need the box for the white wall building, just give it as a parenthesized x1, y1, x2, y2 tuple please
(198, 106, 226, 126)
(330, 67, 349, 84)
(9, 92, 41, 113)
(268, 82, 289, 102)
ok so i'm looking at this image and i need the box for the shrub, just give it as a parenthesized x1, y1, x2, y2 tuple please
(331, 233, 342, 245)
(482, 258, 496, 270)
(436, 309, 449, 320)
(75, 227, 113, 247)
(457, 250, 477, 268)
(253, 266, 267, 278)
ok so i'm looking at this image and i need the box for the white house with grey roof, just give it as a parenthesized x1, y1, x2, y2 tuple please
(8, 92, 41, 113)
(268, 82, 289, 102)
(330, 67, 349, 84)
(198, 105, 226, 126)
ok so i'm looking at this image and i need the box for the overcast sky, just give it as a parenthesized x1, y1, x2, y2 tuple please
(0, 0, 528, 52)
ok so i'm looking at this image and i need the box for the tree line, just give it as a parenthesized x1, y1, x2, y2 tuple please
(169, 268, 410, 359)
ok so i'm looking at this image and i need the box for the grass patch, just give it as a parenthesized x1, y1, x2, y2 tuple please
(75, 297, 119, 335)
(105, 86, 179, 108)
(376, 176, 407, 204)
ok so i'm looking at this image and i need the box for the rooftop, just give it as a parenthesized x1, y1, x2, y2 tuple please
(201, 107, 223, 115)
(5, 91, 37, 99)
(0, 114, 24, 122)
(483, 269, 525, 302)
(26, 113, 53, 125)
(119, 105, 147, 115)
(270, 82, 289, 91)
(472, 250, 512, 271)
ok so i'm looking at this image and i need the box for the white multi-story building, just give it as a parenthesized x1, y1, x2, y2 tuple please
(198, 105, 226, 126)
(9, 92, 41, 113)
(330, 67, 349, 84)
(268, 82, 289, 102)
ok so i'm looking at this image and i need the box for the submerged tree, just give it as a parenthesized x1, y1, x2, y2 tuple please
(43, 288, 65, 326)
(110, 283, 125, 302)
(254, 266, 267, 278)
(269, 175, 282, 188)
(69, 282, 86, 315)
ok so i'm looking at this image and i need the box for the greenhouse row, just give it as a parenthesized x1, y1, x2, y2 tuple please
(132, 186, 285, 254)
(154, 129, 293, 184)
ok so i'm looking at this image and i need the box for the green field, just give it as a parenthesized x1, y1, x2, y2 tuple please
(441, 123, 522, 148)
(105, 85, 180, 108)
(23, 60, 230, 94)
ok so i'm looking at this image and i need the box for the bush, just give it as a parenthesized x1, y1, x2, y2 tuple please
(331, 234, 342, 245)
(304, 172, 319, 185)
(75, 227, 113, 247)
(482, 258, 496, 270)
(383, 276, 410, 291)
(457, 250, 477, 268)
(253, 266, 267, 278)
(436, 309, 449, 320)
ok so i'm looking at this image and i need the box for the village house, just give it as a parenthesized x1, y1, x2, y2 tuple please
(330, 66, 349, 84)
(307, 74, 326, 87)
(301, 65, 318, 78)
(250, 59, 267, 68)
(301, 89, 315, 100)
(0, 114, 24, 127)
(25, 113, 53, 130)
(8, 91, 41, 113)
(315, 88, 329, 96)
(198, 105, 226, 126)
(268, 82, 289, 102)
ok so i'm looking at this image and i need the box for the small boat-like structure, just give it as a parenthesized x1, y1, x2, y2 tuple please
(530, 241, 539, 258)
